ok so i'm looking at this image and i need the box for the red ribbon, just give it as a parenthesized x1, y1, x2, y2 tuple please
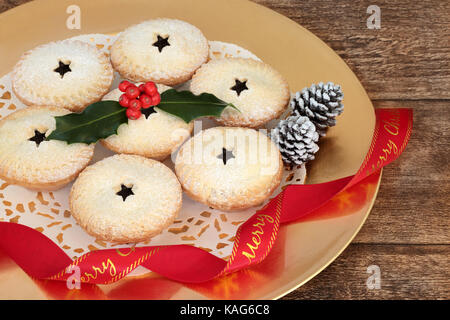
(0, 108, 412, 284)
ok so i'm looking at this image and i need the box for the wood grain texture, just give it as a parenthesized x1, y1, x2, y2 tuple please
(253, 0, 450, 100)
(283, 244, 450, 300)
(0, 0, 26, 13)
(0, 0, 448, 300)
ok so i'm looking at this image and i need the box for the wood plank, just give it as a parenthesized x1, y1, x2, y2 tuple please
(352, 100, 450, 244)
(253, 0, 450, 100)
(0, 0, 28, 13)
(283, 244, 450, 299)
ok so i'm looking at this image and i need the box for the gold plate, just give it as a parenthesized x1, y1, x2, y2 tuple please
(0, 0, 379, 299)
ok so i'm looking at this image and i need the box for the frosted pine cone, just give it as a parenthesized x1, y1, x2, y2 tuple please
(291, 82, 344, 136)
(271, 115, 319, 165)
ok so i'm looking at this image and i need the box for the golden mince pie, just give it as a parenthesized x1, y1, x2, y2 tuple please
(110, 18, 209, 86)
(175, 127, 283, 212)
(190, 58, 290, 128)
(11, 40, 113, 112)
(70, 154, 182, 243)
(101, 83, 193, 161)
(0, 106, 94, 190)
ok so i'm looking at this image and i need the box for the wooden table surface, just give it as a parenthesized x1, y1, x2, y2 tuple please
(1, 0, 449, 300)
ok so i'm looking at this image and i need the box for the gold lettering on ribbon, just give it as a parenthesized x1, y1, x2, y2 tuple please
(241, 214, 275, 263)
(381, 139, 399, 160)
(382, 109, 401, 136)
(116, 246, 135, 257)
(80, 258, 117, 282)
(366, 110, 404, 177)
(367, 139, 399, 176)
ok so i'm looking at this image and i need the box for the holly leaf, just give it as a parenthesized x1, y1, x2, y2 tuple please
(47, 101, 127, 144)
(46, 90, 237, 145)
(157, 89, 238, 123)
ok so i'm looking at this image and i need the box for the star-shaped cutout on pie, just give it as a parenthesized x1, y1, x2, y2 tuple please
(230, 79, 248, 96)
(28, 130, 47, 147)
(141, 107, 157, 119)
(116, 184, 134, 201)
(152, 35, 170, 53)
(217, 148, 235, 165)
(54, 61, 72, 78)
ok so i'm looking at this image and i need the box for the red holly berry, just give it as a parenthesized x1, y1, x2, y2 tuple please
(125, 85, 140, 100)
(126, 108, 141, 120)
(139, 94, 152, 109)
(119, 94, 130, 107)
(129, 99, 142, 111)
(143, 82, 157, 96)
(138, 83, 146, 93)
(118, 81, 132, 92)
(151, 92, 161, 106)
